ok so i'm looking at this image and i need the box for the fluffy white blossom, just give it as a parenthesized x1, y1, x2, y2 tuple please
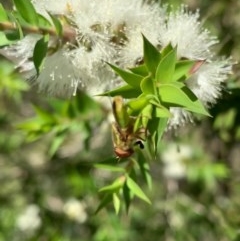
(16, 204, 41, 233)
(161, 144, 193, 179)
(1, 1, 233, 126)
(63, 198, 87, 223)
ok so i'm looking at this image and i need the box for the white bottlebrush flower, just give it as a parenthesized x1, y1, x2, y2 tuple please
(63, 198, 87, 224)
(1, 1, 233, 127)
(161, 144, 193, 179)
(158, 6, 233, 128)
(158, 5, 218, 60)
(1, 0, 165, 96)
(0, 34, 40, 79)
(16, 204, 41, 233)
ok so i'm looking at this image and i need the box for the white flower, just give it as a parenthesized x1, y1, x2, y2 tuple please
(1, 1, 233, 127)
(0, 34, 40, 79)
(159, 6, 233, 128)
(16, 204, 41, 233)
(161, 144, 193, 179)
(63, 198, 87, 223)
(186, 59, 233, 106)
(158, 5, 218, 60)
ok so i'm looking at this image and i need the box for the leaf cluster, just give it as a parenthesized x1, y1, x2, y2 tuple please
(100, 35, 210, 154)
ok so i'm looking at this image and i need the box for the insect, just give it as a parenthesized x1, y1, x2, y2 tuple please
(111, 96, 146, 158)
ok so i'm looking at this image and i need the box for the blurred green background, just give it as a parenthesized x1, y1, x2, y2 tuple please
(1, 0, 240, 240)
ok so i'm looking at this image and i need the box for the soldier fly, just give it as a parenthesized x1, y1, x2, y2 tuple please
(111, 96, 146, 158)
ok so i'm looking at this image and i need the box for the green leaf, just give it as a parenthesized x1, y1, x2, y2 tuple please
(0, 32, 14, 46)
(155, 118, 169, 155)
(33, 106, 56, 123)
(158, 82, 210, 116)
(127, 96, 149, 112)
(140, 75, 155, 95)
(156, 46, 177, 83)
(149, 99, 171, 118)
(142, 34, 161, 76)
(123, 182, 132, 213)
(13, 0, 38, 25)
(48, 131, 66, 157)
(95, 194, 112, 214)
(98, 84, 141, 99)
(129, 64, 148, 77)
(137, 152, 152, 189)
(173, 60, 196, 82)
(108, 63, 143, 89)
(113, 193, 121, 214)
(33, 34, 49, 75)
(0, 4, 8, 21)
(99, 177, 124, 193)
(139, 103, 153, 128)
(94, 164, 125, 172)
(160, 43, 174, 57)
(37, 14, 52, 28)
(48, 12, 63, 35)
(126, 176, 151, 204)
(155, 106, 172, 118)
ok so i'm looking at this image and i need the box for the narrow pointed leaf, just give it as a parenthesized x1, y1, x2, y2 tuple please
(0, 4, 8, 21)
(94, 164, 125, 172)
(160, 43, 174, 57)
(141, 104, 153, 128)
(33, 35, 49, 75)
(140, 76, 155, 94)
(173, 60, 196, 82)
(48, 12, 63, 35)
(13, 0, 38, 25)
(142, 34, 161, 76)
(158, 82, 210, 116)
(150, 100, 172, 118)
(137, 152, 152, 189)
(113, 193, 121, 214)
(155, 118, 168, 156)
(127, 96, 148, 112)
(156, 47, 177, 83)
(108, 63, 142, 88)
(99, 177, 124, 192)
(95, 194, 112, 214)
(98, 84, 141, 99)
(126, 176, 151, 204)
(129, 64, 148, 77)
(123, 182, 132, 213)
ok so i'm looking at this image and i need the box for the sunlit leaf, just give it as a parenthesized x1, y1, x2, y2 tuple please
(127, 96, 149, 112)
(129, 64, 148, 77)
(113, 193, 121, 214)
(140, 75, 155, 95)
(156, 46, 177, 83)
(142, 34, 161, 76)
(108, 63, 143, 89)
(99, 177, 124, 193)
(98, 84, 141, 99)
(173, 60, 196, 82)
(137, 152, 152, 189)
(0, 4, 8, 21)
(158, 82, 210, 116)
(126, 176, 151, 204)
(94, 164, 125, 172)
(48, 131, 66, 157)
(13, 0, 38, 25)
